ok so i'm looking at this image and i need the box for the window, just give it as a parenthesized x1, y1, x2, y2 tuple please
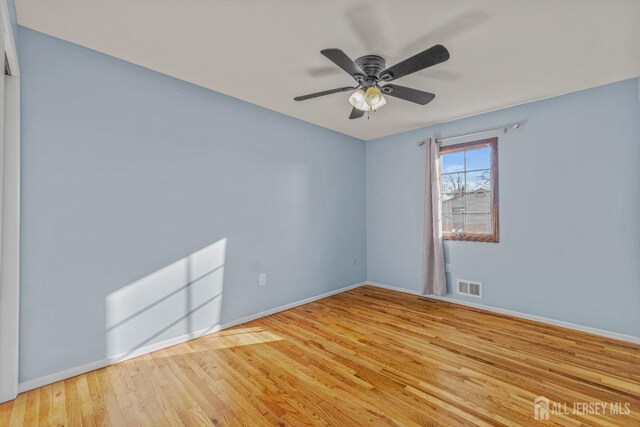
(439, 137, 499, 243)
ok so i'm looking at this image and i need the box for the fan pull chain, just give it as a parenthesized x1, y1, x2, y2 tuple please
(367, 107, 378, 120)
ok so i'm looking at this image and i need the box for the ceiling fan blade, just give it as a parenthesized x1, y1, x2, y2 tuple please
(294, 86, 356, 101)
(379, 45, 450, 82)
(381, 84, 435, 105)
(349, 107, 365, 119)
(321, 49, 366, 82)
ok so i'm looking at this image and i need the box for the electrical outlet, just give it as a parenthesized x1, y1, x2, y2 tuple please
(445, 263, 451, 273)
(258, 273, 267, 286)
(351, 259, 357, 266)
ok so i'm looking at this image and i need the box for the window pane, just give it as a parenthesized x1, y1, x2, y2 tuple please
(466, 146, 491, 171)
(442, 172, 465, 195)
(464, 192, 491, 214)
(442, 193, 464, 215)
(441, 152, 464, 173)
(466, 170, 490, 192)
(465, 213, 492, 234)
(442, 214, 464, 234)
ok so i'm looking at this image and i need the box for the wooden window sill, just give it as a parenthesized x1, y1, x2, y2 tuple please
(442, 233, 499, 243)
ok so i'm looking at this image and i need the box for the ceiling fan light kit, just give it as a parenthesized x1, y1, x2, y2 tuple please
(349, 87, 386, 112)
(294, 44, 450, 120)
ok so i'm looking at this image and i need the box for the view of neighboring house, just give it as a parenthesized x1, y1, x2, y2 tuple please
(442, 189, 492, 234)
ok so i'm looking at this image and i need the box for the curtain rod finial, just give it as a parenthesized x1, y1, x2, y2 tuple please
(417, 140, 426, 146)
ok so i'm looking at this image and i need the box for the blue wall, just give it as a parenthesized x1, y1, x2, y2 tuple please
(366, 78, 640, 337)
(18, 28, 367, 382)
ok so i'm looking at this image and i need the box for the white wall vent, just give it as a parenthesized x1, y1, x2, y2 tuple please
(456, 279, 482, 298)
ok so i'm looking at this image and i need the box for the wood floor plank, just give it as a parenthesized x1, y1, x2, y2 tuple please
(2, 285, 639, 426)
(0, 399, 14, 427)
(22, 390, 40, 427)
(7, 393, 26, 427)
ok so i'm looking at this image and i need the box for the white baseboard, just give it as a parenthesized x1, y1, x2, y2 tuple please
(365, 281, 640, 345)
(365, 282, 424, 296)
(18, 281, 366, 393)
(18, 359, 111, 394)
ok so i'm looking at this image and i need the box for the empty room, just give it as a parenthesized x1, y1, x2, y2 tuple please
(0, 0, 639, 425)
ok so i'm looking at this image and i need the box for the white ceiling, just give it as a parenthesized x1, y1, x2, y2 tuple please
(16, 0, 640, 140)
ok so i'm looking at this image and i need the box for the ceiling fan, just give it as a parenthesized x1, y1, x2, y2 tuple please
(294, 45, 450, 119)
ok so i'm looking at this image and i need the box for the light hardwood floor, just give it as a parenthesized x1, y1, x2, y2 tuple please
(2, 285, 639, 426)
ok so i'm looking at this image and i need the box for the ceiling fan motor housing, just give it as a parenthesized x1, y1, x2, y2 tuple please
(355, 55, 386, 85)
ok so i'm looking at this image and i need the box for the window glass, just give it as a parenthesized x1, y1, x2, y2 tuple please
(439, 139, 498, 242)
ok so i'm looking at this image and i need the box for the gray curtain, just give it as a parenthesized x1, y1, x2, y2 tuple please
(422, 138, 447, 295)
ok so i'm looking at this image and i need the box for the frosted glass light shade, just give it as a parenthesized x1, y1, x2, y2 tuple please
(365, 87, 382, 107)
(349, 89, 367, 111)
(370, 95, 386, 111)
